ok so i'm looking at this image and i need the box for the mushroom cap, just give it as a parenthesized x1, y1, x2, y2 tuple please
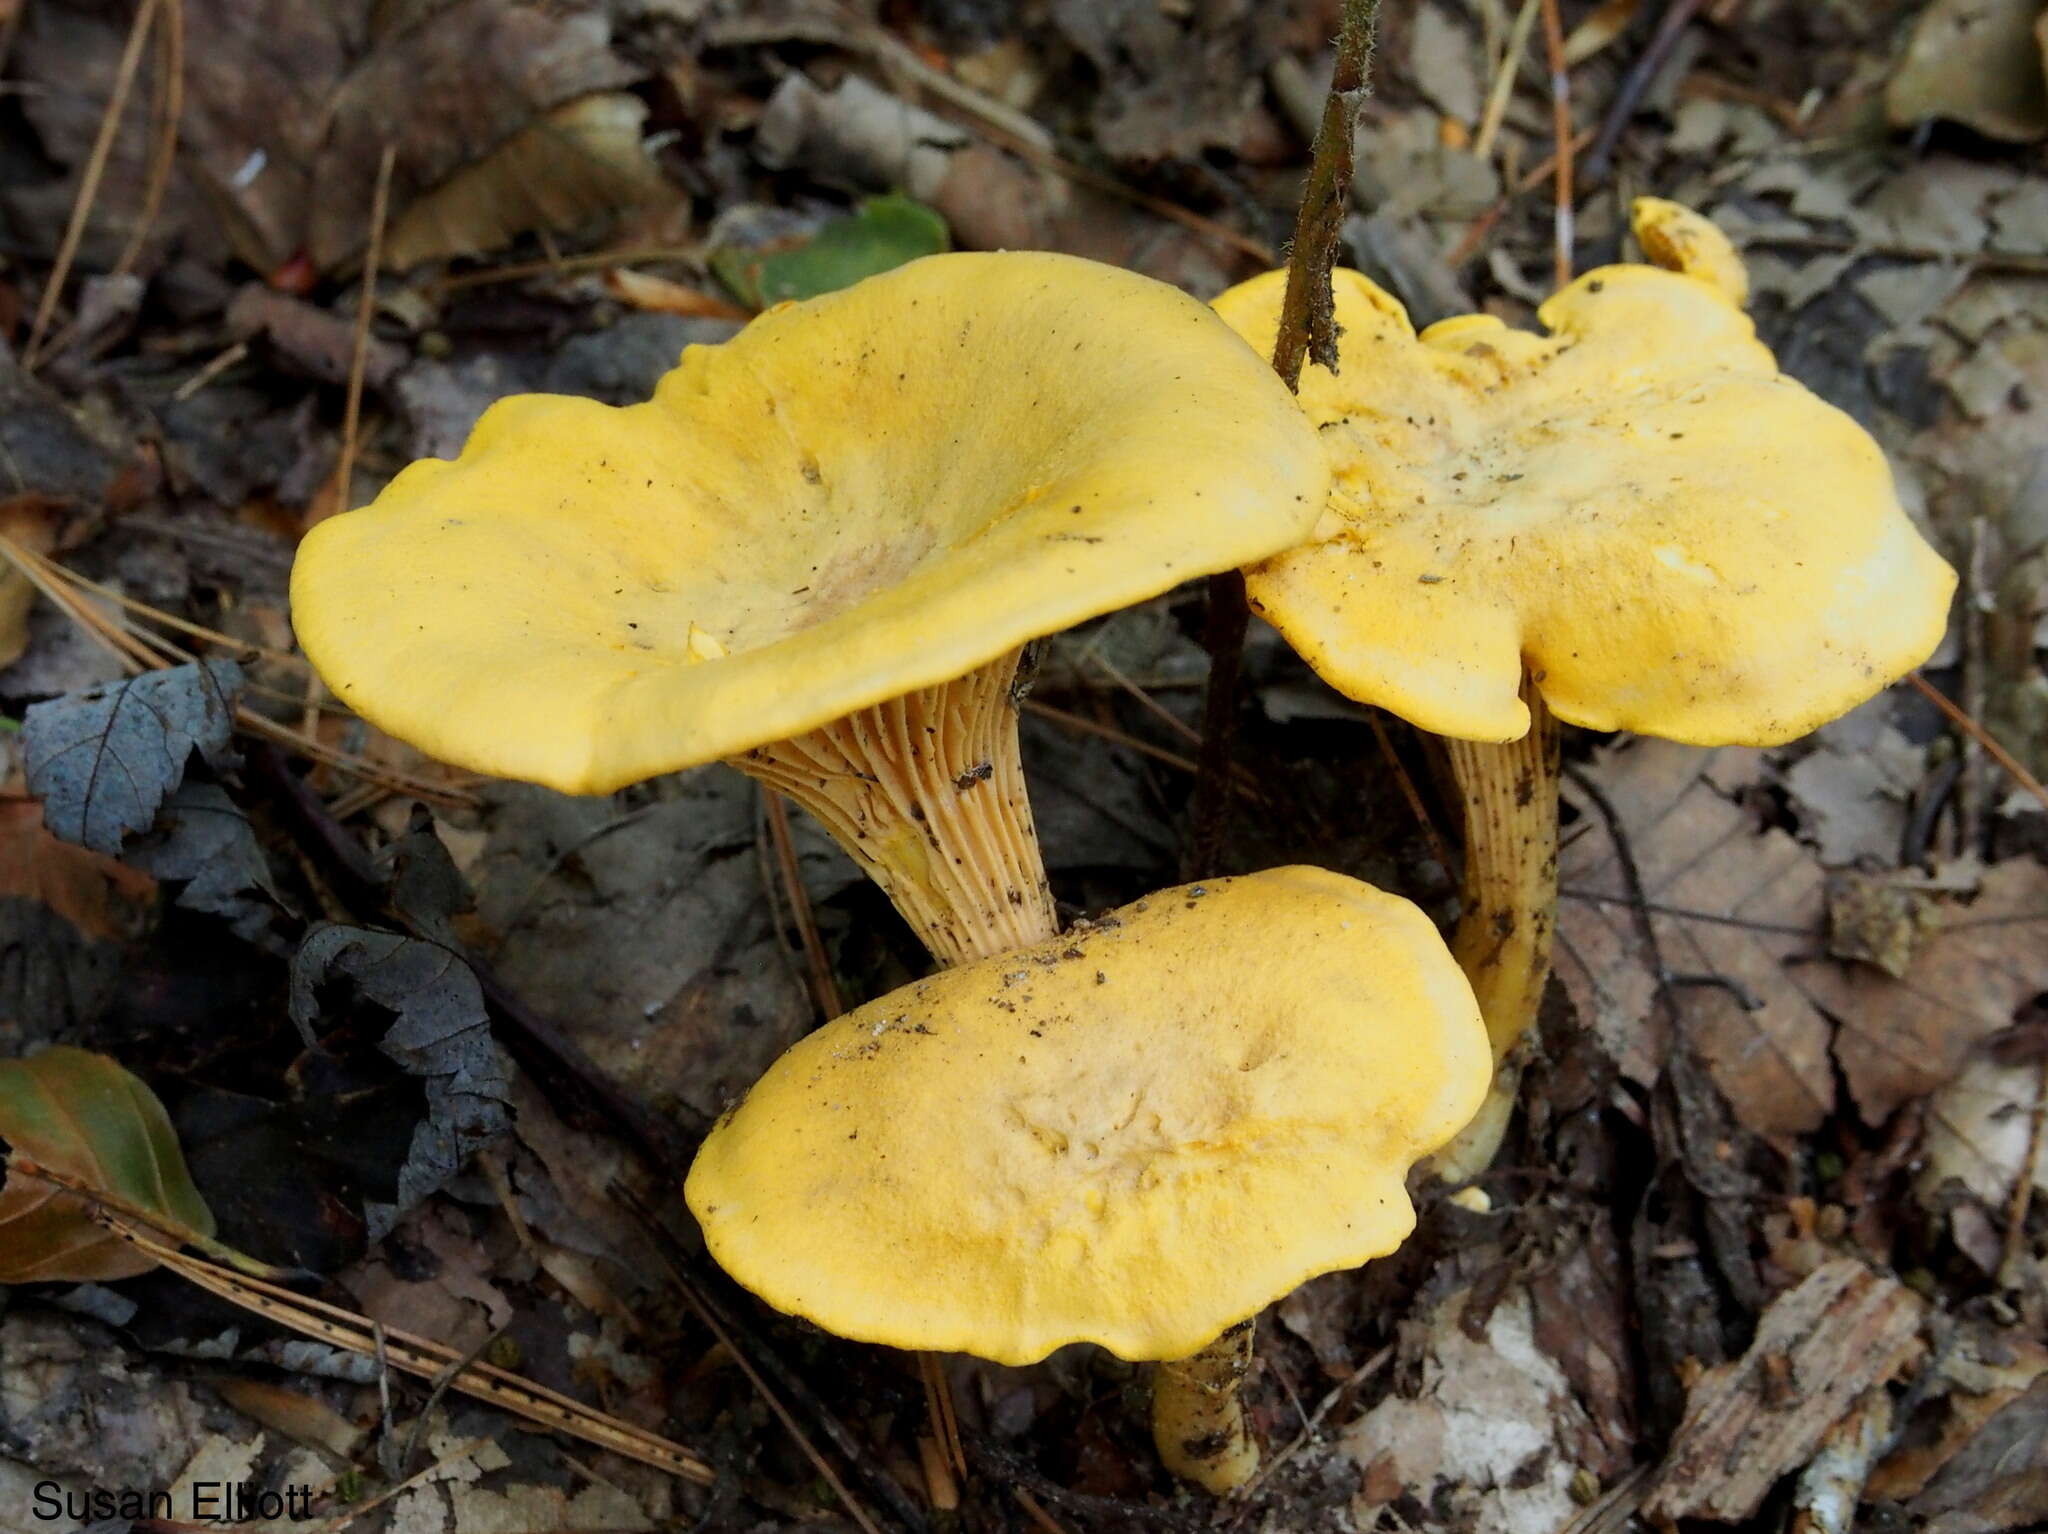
(685, 867, 1488, 1365)
(1629, 196, 1748, 307)
(292, 253, 1328, 794)
(1211, 214, 1955, 746)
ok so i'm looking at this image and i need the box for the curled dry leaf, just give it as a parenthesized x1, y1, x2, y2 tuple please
(1886, 0, 2048, 142)
(383, 93, 673, 272)
(0, 1046, 217, 1283)
(288, 926, 512, 1241)
(603, 268, 750, 322)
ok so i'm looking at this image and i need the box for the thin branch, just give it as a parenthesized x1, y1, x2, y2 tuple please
(764, 789, 843, 1019)
(335, 145, 396, 518)
(1908, 672, 2048, 814)
(1584, 0, 1706, 182)
(1538, 0, 1575, 288)
(1189, 0, 1380, 879)
(1473, 0, 1542, 160)
(111, 0, 183, 280)
(24, 0, 161, 368)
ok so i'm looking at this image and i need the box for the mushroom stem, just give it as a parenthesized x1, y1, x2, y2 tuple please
(1152, 1320, 1260, 1494)
(732, 645, 1060, 967)
(1431, 683, 1561, 1181)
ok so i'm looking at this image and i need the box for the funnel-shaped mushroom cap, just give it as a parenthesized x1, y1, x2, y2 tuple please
(291, 253, 1327, 794)
(685, 867, 1488, 1365)
(1211, 211, 1955, 746)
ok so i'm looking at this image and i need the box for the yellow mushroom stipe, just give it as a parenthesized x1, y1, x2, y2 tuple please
(1153, 1321, 1259, 1493)
(686, 867, 1488, 1368)
(734, 646, 1056, 965)
(1430, 683, 1560, 1181)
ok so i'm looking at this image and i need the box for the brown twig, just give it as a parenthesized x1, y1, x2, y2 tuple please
(918, 1353, 967, 1485)
(1022, 697, 1204, 778)
(1998, 1057, 2048, 1290)
(612, 1183, 927, 1534)
(1583, 0, 1707, 183)
(764, 789, 843, 1019)
(1537, 0, 1575, 288)
(1188, 0, 1380, 879)
(1474, 0, 1542, 160)
(1907, 672, 2048, 814)
(24, 0, 161, 368)
(1368, 712, 1453, 874)
(1444, 124, 1599, 268)
(104, 1223, 716, 1483)
(336, 144, 396, 518)
(110, 0, 183, 280)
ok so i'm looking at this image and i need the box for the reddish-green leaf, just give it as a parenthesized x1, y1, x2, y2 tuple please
(0, 1046, 216, 1282)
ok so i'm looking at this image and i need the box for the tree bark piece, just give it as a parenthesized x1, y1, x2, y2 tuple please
(1644, 1260, 1925, 1524)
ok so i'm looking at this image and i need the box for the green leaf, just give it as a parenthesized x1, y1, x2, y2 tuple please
(712, 195, 950, 310)
(0, 1046, 216, 1283)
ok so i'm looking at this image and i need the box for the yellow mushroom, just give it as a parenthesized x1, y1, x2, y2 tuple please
(292, 252, 1327, 966)
(685, 866, 1489, 1492)
(1211, 200, 1955, 1177)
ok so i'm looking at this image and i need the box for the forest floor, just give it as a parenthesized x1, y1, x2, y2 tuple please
(3, 1, 2047, 1531)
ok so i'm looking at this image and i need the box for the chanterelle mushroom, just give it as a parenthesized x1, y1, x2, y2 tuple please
(686, 867, 1488, 1491)
(1211, 201, 1955, 1176)
(292, 252, 1327, 965)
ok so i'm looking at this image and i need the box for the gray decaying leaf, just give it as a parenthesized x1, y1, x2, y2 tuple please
(1908, 1375, 2048, 1532)
(24, 660, 245, 856)
(125, 781, 289, 949)
(289, 926, 513, 1241)
(0, 350, 126, 506)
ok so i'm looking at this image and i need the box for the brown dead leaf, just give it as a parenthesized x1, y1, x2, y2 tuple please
(8, 0, 640, 277)
(1803, 861, 2048, 1125)
(1645, 1260, 1925, 1524)
(384, 93, 675, 271)
(1527, 1222, 1638, 1477)
(348, 1202, 512, 1355)
(603, 267, 750, 322)
(1559, 740, 2048, 1133)
(1909, 1375, 2048, 1532)
(0, 798, 157, 942)
(1919, 1049, 2048, 1208)
(0, 1046, 217, 1283)
(211, 1378, 365, 1460)
(1871, 1320, 2048, 1502)
(1563, 0, 1645, 66)
(225, 285, 407, 388)
(1887, 0, 2048, 142)
(1556, 741, 1835, 1136)
(1047, 0, 1274, 162)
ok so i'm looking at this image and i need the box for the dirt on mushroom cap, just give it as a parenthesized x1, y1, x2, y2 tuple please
(1211, 237, 1956, 748)
(291, 251, 1328, 795)
(684, 866, 1488, 1366)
